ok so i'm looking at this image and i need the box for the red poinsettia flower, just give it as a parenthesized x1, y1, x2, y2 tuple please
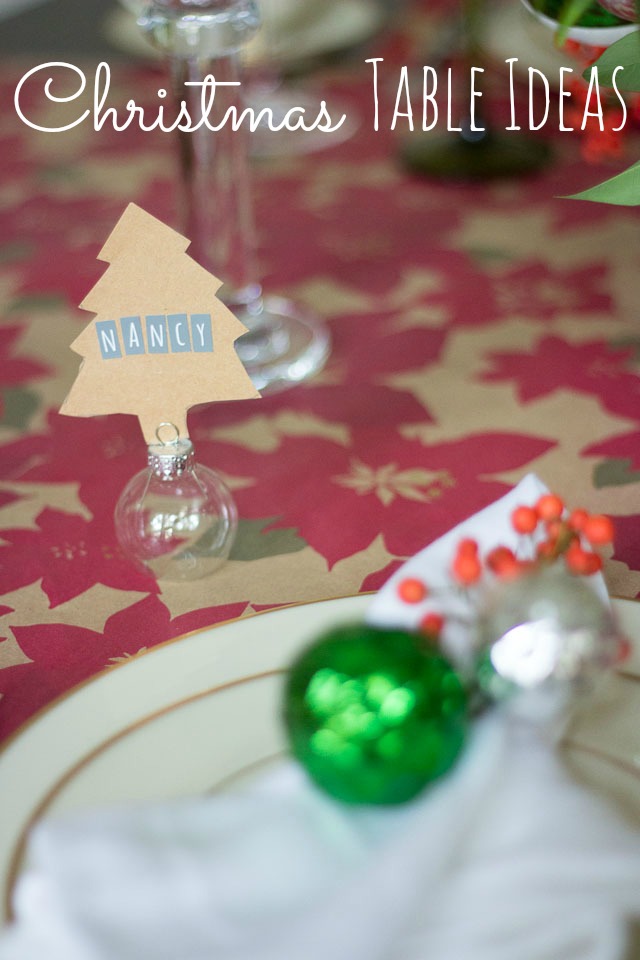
(0, 489, 19, 511)
(206, 430, 555, 568)
(425, 249, 499, 329)
(328, 309, 447, 384)
(192, 381, 432, 438)
(0, 507, 157, 607)
(0, 593, 249, 740)
(582, 430, 640, 490)
(360, 559, 405, 592)
(257, 170, 458, 296)
(492, 264, 610, 321)
(481, 336, 640, 420)
(602, 513, 640, 580)
(0, 324, 50, 386)
(0, 410, 145, 515)
(3, 193, 121, 304)
(585, 430, 640, 463)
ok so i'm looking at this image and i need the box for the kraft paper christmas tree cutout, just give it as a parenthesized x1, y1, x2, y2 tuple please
(60, 202, 260, 443)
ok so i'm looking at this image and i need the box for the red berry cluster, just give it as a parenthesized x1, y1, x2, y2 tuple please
(510, 493, 614, 578)
(395, 494, 615, 640)
(449, 493, 614, 584)
(396, 577, 444, 637)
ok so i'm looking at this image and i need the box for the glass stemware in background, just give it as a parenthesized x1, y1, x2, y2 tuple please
(138, 0, 331, 393)
(243, 0, 360, 157)
(401, 0, 552, 179)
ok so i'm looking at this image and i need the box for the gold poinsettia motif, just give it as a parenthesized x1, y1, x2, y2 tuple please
(333, 460, 455, 506)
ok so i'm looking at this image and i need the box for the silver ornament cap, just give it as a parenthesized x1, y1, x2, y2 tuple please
(147, 437, 194, 479)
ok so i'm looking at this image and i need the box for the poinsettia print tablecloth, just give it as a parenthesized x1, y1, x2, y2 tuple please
(2, 8, 640, 745)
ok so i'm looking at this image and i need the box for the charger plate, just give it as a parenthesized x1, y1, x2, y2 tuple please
(1, 593, 639, 925)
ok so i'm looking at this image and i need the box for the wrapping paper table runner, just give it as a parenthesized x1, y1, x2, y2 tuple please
(2, 8, 640, 744)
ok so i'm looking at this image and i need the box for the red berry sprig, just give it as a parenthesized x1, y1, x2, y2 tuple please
(445, 494, 614, 588)
(395, 579, 444, 641)
(511, 505, 538, 535)
(397, 577, 428, 604)
(393, 493, 615, 649)
(419, 611, 444, 638)
(509, 494, 614, 578)
(485, 545, 520, 580)
(451, 538, 482, 586)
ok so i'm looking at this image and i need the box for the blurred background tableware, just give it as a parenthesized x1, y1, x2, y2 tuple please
(519, 0, 636, 46)
(236, 0, 362, 158)
(107, 0, 386, 72)
(400, 0, 553, 180)
(111, 0, 379, 156)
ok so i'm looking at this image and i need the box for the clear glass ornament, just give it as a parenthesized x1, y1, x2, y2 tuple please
(115, 429, 237, 581)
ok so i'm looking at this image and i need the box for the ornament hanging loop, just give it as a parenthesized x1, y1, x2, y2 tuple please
(148, 423, 194, 479)
(115, 421, 238, 580)
(155, 422, 181, 447)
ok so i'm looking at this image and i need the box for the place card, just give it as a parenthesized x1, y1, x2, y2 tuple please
(60, 202, 260, 443)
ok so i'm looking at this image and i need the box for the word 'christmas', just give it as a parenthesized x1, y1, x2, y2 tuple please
(97, 313, 213, 360)
(14, 61, 346, 134)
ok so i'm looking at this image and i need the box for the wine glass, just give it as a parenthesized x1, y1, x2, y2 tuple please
(138, 0, 331, 393)
(243, 0, 361, 158)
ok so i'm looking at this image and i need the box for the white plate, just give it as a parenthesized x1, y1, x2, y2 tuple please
(1, 594, 639, 925)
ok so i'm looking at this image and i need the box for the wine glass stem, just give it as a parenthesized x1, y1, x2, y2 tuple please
(169, 52, 263, 316)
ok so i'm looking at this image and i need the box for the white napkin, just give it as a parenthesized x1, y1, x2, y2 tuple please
(2, 716, 640, 960)
(2, 475, 639, 960)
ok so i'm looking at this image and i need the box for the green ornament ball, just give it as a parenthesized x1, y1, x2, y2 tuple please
(283, 623, 468, 805)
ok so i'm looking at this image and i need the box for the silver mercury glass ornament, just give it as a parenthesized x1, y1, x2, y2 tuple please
(474, 567, 622, 728)
(115, 424, 237, 580)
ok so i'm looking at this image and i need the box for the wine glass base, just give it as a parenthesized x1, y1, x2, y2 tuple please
(401, 130, 552, 180)
(234, 294, 331, 393)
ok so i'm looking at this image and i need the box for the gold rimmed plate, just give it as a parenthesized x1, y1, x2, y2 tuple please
(1, 594, 639, 925)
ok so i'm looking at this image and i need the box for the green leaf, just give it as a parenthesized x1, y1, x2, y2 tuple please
(593, 458, 640, 488)
(565, 158, 640, 204)
(230, 517, 307, 561)
(585, 31, 640, 89)
(555, 0, 598, 44)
